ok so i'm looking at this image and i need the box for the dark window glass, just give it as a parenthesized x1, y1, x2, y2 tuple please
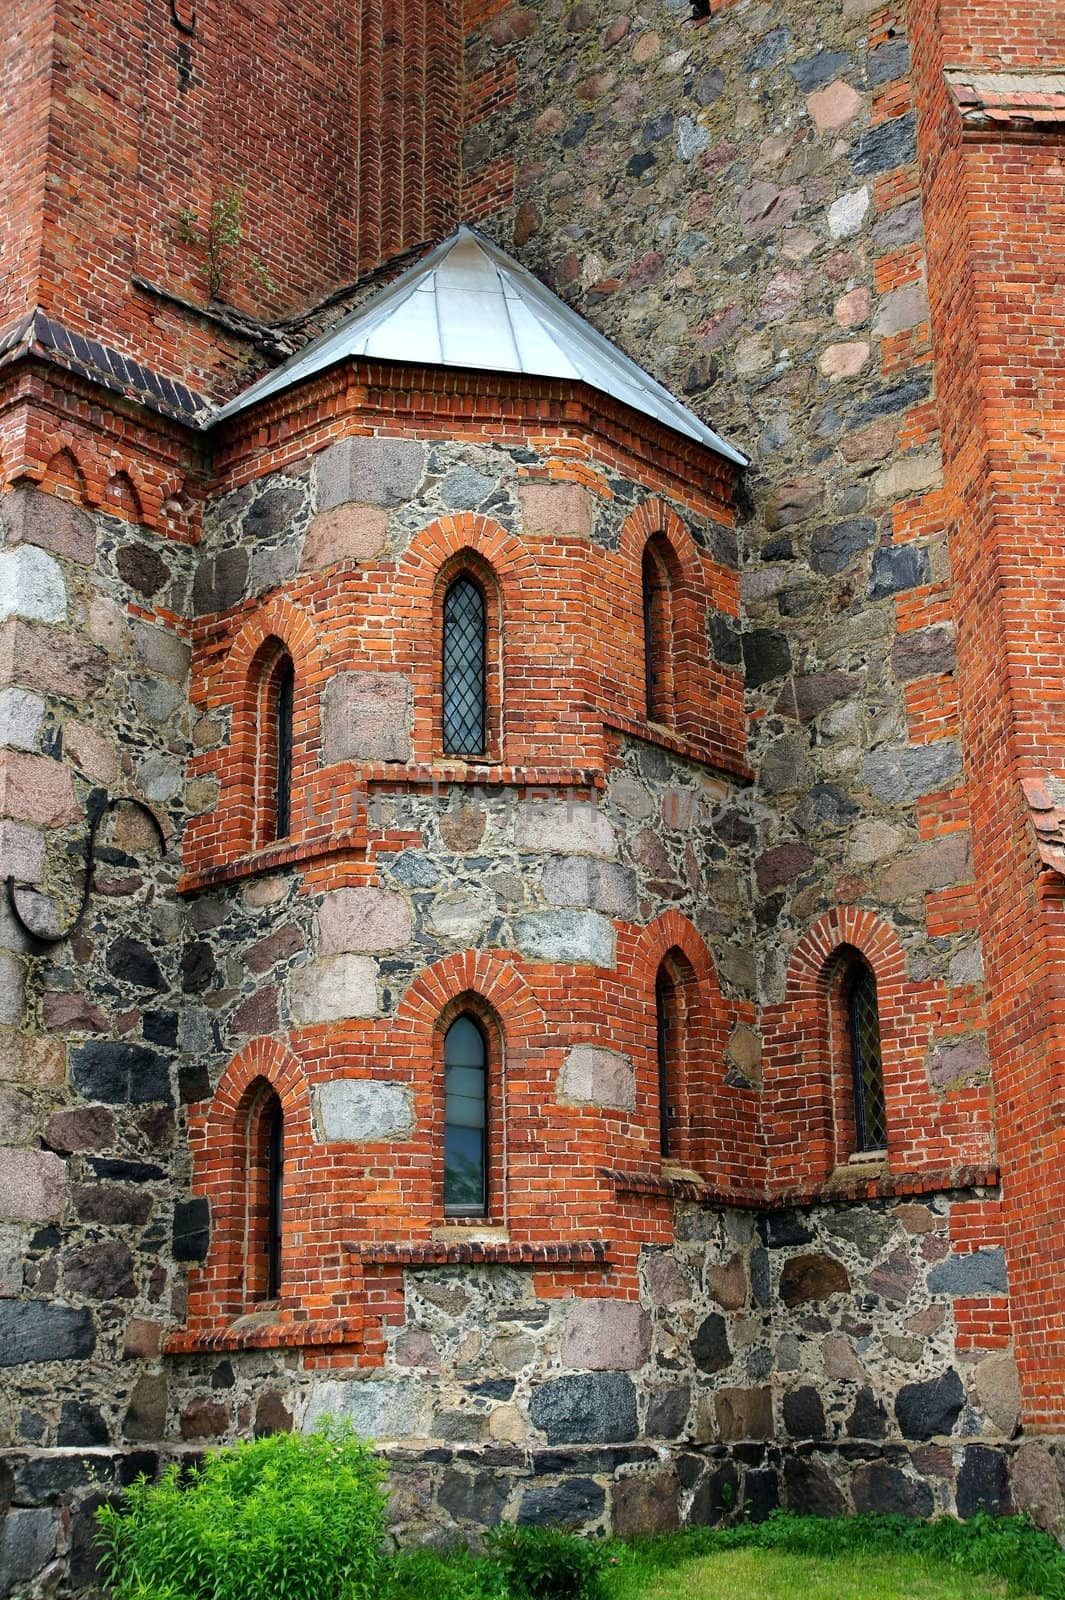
(273, 656, 294, 840)
(266, 1099, 284, 1299)
(656, 969, 672, 1158)
(847, 961, 887, 1152)
(444, 1015, 487, 1213)
(642, 547, 659, 722)
(442, 576, 486, 755)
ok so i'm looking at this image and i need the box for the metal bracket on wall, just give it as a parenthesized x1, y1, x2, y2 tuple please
(4, 792, 166, 947)
(170, 0, 196, 36)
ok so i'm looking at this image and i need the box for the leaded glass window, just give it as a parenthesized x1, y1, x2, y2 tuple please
(444, 1015, 487, 1213)
(847, 960, 887, 1152)
(442, 576, 486, 755)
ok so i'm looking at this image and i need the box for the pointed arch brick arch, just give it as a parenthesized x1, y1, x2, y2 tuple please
(184, 1037, 315, 1327)
(214, 595, 325, 852)
(397, 514, 541, 764)
(37, 443, 94, 506)
(104, 467, 146, 523)
(396, 947, 547, 1040)
(619, 499, 713, 744)
(762, 906, 991, 1191)
(617, 911, 738, 1180)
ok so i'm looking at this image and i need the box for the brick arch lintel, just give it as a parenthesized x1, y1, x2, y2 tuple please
(619, 497, 701, 579)
(630, 909, 722, 1000)
(783, 906, 908, 1005)
(397, 512, 541, 607)
(395, 948, 547, 1041)
(195, 1034, 313, 1143)
(221, 592, 326, 701)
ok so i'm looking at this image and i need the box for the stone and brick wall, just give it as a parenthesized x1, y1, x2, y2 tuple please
(4, 0, 1065, 1592)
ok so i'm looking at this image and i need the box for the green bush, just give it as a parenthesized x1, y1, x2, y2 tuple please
(486, 1525, 606, 1600)
(94, 1420, 387, 1600)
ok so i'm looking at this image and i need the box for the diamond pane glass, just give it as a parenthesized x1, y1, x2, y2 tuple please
(444, 1015, 487, 1212)
(848, 962, 887, 1151)
(442, 577, 486, 755)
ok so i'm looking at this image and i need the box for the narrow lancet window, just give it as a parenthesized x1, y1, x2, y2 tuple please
(656, 967, 674, 1158)
(265, 1098, 284, 1299)
(442, 576, 486, 756)
(847, 959, 887, 1153)
(642, 538, 673, 725)
(444, 1015, 487, 1213)
(273, 655, 294, 841)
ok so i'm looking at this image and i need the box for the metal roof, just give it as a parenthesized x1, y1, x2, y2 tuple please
(211, 226, 747, 465)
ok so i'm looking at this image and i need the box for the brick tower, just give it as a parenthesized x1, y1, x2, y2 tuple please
(3, 0, 1065, 1592)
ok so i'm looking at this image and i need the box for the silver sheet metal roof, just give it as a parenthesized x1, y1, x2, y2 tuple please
(211, 226, 746, 465)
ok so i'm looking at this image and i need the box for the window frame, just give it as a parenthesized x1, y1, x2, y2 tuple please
(442, 1012, 489, 1217)
(244, 1081, 284, 1305)
(433, 553, 502, 763)
(254, 642, 296, 847)
(441, 572, 488, 758)
(641, 534, 679, 728)
(827, 946, 889, 1164)
(653, 952, 694, 1167)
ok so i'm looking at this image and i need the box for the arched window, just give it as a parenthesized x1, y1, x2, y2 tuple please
(442, 575, 487, 756)
(655, 966, 675, 1158)
(444, 1014, 487, 1214)
(272, 655, 294, 841)
(642, 536, 675, 725)
(256, 644, 295, 844)
(246, 1084, 284, 1302)
(266, 1098, 284, 1298)
(845, 958, 887, 1153)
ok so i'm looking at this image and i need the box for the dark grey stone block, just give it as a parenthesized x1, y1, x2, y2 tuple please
(517, 1477, 605, 1528)
(528, 1372, 637, 1445)
(0, 1301, 95, 1366)
(896, 1369, 964, 1441)
(71, 1041, 173, 1105)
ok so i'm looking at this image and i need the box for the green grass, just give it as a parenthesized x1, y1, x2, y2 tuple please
(603, 1515, 1065, 1600)
(379, 1515, 1065, 1600)
(608, 1545, 1028, 1600)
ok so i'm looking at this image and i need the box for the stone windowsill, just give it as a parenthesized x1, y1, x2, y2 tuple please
(602, 713, 753, 781)
(178, 823, 367, 894)
(433, 1222, 509, 1242)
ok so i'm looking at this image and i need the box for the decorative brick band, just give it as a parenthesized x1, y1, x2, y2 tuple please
(604, 1165, 1000, 1208)
(603, 1167, 723, 1203)
(347, 1240, 612, 1268)
(0, 309, 210, 424)
(345, 763, 606, 792)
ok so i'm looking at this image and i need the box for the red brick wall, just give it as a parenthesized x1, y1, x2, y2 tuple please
(0, 0, 55, 332)
(910, 0, 1065, 1424)
(1, 0, 462, 394)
